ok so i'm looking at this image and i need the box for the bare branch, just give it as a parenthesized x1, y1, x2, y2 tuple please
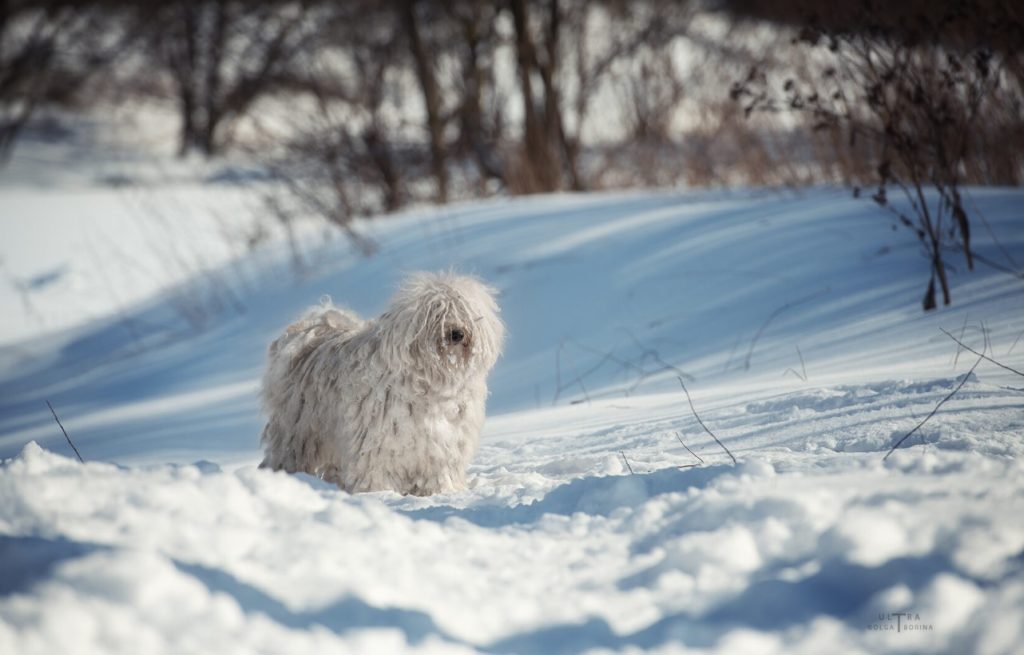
(940, 328, 1024, 377)
(745, 287, 830, 370)
(783, 345, 808, 381)
(676, 377, 736, 465)
(620, 451, 634, 475)
(883, 355, 983, 460)
(952, 315, 969, 369)
(46, 400, 83, 463)
(1008, 330, 1024, 356)
(675, 431, 705, 467)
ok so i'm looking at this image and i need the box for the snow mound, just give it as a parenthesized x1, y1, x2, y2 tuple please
(2, 158, 1024, 652)
(2, 431, 1022, 653)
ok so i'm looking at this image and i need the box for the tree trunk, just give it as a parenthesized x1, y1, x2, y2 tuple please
(401, 0, 449, 203)
(456, 9, 504, 188)
(177, 85, 196, 156)
(537, 0, 582, 191)
(508, 0, 559, 193)
(197, 0, 227, 156)
(365, 128, 403, 213)
(172, 3, 200, 157)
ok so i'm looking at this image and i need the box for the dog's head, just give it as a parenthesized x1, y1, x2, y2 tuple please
(377, 272, 504, 388)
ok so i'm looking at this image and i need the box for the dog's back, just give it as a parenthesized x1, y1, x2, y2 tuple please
(259, 303, 365, 476)
(268, 305, 362, 359)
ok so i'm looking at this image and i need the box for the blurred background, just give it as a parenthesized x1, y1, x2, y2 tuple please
(1, 0, 1022, 350)
(3, 0, 1021, 205)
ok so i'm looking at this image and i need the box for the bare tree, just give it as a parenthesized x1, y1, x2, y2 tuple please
(567, 2, 688, 155)
(138, 0, 320, 157)
(620, 50, 684, 143)
(507, 0, 564, 193)
(444, 1, 506, 190)
(732, 1, 1024, 309)
(254, 1, 409, 254)
(504, 0, 694, 193)
(0, 1, 130, 160)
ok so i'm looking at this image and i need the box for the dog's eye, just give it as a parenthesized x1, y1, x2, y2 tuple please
(449, 328, 465, 344)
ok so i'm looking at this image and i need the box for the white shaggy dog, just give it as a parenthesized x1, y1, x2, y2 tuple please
(259, 272, 504, 495)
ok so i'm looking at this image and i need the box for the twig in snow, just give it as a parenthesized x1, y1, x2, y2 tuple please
(553, 334, 695, 403)
(568, 339, 644, 378)
(723, 333, 741, 373)
(552, 340, 595, 406)
(883, 354, 983, 460)
(561, 342, 591, 405)
(620, 451, 634, 474)
(940, 328, 1024, 377)
(675, 432, 704, 468)
(46, 400, 84, 463)
(1007, 329, 1024, 356)
(618, 328, 696, 388)
(744, 287, 830, 370)
(677, 377, 737, 465)
(783, 345, 808, 381)
(952, 315, 969, 369)
(964, 189, 1021, 274)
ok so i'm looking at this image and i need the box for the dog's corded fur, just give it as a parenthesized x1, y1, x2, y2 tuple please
(259, 272, 504, 495)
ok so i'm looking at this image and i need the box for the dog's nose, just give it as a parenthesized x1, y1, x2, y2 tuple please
(450, 329, 465, 344)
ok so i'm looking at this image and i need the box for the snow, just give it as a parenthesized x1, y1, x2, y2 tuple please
(1, 140, 1024, 653)
(3, 441, 1022, 654)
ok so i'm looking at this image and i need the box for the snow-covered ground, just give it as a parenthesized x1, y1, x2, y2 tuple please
(1, 138, 1023, 654)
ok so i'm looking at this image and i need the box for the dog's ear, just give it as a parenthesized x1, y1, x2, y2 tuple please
(376, 308, 409, 365)
(376, 286, 438, 372)
(456, 279, 505, 364)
